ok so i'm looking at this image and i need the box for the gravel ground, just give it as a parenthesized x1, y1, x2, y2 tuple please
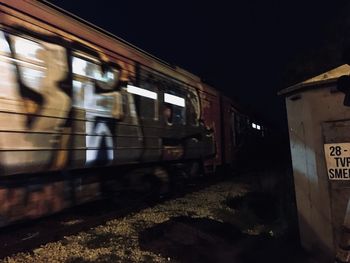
(2, 180, 249, 263)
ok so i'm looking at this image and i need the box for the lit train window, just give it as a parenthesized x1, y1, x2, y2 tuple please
(72, 56, 100, 79)
(74, 80, 94, 109)
(164, 93, 185, 107)
(96, 69, 119, 88)
(72, 80, 84, 108)
(72, 55, 121, 118)
(127, 84, 157, 99)
(11, 36, 46, 93)
(72, 55, 118, 86)
(164, 92, 186, 125)
(73, 78, 115, 114)
(13, 36, 44, 64)
(127, 83, 158, 120)
(0, 31, 10, 54)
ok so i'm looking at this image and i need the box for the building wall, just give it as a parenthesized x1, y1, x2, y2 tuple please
(286, 85, 350, 260)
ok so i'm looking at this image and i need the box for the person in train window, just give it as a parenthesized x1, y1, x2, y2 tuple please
(163, 103, 173, 125)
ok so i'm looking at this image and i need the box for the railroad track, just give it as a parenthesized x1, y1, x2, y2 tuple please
(0, 173, 225, 259)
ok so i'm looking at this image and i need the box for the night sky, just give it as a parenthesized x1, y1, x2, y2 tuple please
(46, 0, 350, 131)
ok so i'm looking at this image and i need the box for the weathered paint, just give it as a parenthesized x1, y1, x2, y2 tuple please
(0, 2, 216, 175)
(198, 83, 222, 167)
(282, 65, 350, 261)
(0, 0, 220, 226)
(0, 177, 103, 226)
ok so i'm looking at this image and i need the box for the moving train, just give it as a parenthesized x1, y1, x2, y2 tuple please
(0, 0, 264, 226)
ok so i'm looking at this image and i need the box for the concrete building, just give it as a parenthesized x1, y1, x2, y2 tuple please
(280, 65, 350, 262)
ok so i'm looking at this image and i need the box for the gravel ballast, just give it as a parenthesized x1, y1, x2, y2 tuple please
(3, 181, 248, 263)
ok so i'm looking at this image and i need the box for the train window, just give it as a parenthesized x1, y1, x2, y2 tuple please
(11, 36, 46, 93)
(164, 92, 186, 125)
(0, 31, 10, 54)
(72, 80, 84, 108)
(72, 54, 122, 119)
(139, 96, 157, 120)
(140, 82, 158, 120)
(127, 84, 158, 120)
(72, 56, 100, 79)
(13, 36, 44, 63)
(73, 56, 119, 91)
(164, 93, 185, 107)
(127, 84, 157, 99)
(251, 122, 262, 130)
(73, 77, 115, 114)
(72, 79, 94, 109)
(126, 92, 138, 118)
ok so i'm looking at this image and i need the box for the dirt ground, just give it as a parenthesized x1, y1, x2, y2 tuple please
(1, 175, 318, 263)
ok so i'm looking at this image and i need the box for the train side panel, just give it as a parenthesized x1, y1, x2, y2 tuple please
(0, 0, 221, 226)
(0, 2, 216, 176)
(198, 84, 222, 168)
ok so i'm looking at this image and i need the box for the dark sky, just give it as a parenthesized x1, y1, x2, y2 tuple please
(46, 0, 349, 130)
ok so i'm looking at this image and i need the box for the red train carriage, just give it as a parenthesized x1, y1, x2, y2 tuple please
(0, 0, 244, 226)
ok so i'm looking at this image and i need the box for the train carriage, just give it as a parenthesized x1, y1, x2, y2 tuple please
(0, 0, 251, 226)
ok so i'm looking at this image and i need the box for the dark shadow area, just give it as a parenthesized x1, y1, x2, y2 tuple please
(226, 192, 280, 225)
(139, 216, 315, 263)
(234, 124, 300, 239)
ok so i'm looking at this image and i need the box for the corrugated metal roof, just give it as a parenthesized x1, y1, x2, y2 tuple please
(279, 64, 350, 96)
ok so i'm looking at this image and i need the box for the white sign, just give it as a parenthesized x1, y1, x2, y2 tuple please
(324, 143, 350, 180)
